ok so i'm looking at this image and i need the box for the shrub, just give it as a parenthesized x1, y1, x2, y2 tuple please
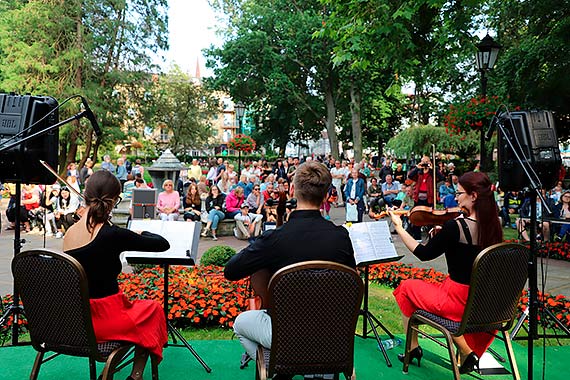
(200, 245, 236, 267)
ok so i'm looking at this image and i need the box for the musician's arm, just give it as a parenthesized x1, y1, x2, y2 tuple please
(224, 231, 277, 281)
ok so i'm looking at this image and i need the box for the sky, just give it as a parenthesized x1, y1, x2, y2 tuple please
(159, 0, 223, 77)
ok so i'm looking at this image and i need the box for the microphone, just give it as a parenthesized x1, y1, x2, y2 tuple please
(484, 109, 503, 141)
(81, 97, 102, 137)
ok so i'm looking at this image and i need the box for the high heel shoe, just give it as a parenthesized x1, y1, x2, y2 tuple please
(398, 346, 423, 367)
(459, 352, 479, 374)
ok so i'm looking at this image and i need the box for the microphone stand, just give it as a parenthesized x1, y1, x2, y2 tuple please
(491, 117, 552, 380)
(0, 110, 89, 345)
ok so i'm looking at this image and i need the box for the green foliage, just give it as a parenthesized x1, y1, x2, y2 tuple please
(385, 124, 479, 159)
(149, 67, 220, 155)
(200, 246, 237, 267)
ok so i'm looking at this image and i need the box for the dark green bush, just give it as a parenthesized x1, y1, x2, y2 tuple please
(200, 245, 236, 267)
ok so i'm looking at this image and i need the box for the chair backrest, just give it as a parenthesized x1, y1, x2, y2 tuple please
(267, 261, 364, 377)
(12, 249, 99, 358)
(459, 243, 529, 333)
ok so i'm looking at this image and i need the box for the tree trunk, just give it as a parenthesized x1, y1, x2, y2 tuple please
(349, 78, 362, 161)
(324, 76, 339, 159)
(92, 138, 101, 165)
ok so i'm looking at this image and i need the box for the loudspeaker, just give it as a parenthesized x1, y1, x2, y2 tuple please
(498, 110, 561, 191)
(132, 188, 157, 219)
(0, 94, 59, 184)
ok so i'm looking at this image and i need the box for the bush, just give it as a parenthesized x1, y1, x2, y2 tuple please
(200, 246, 236, 267)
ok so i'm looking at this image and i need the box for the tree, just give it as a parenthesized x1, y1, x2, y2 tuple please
(385, 124, 479, 160)
(0, 0, 169, 170)
(149, 67, 220, 155)
(488, 0, 570, 139)
(206, 0, 342, 158)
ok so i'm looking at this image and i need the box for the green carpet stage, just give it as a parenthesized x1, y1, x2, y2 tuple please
(0, 336, 567, 379)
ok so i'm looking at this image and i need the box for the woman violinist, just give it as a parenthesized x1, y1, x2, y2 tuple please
(389, 171, 503, 374)
(63, 170, 170, 380)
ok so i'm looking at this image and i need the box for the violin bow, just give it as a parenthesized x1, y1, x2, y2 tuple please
(39, 159, 85, 202)
(432, 144, 436, 206)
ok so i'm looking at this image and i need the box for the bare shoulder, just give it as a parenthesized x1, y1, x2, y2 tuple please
(63, 222, 103, 252)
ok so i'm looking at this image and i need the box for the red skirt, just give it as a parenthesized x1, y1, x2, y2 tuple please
(90, 292, 167, 362)
(393, 277, 494, 357)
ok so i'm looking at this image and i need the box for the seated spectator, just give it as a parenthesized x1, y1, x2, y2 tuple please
(554, 190, 570, 240)
(234, 204, 263, 243)
(55, 186, 80, 238)
(201, 185, 226, 241)
(157, 180, 180, 221)
(237, 174, 248, 193)
(367, 177, 382, 211)
(261, 183, 276, 202)
(516, 191, 555, 241)
(438, 179, 456, 204)
(245, 184, 264, 215)
(217, 172, 231, 194)
(381, 174, 400, 207)
(225, 186, 245, 219)
(499, 190, 523, 228)
(197, 175, 209, 199)
(183, 184, 202, 222)
(123, 174, 135, 199)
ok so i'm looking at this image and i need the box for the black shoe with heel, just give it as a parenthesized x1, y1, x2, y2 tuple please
(459, 352, 480, 374)
(398, 346, 423, 367)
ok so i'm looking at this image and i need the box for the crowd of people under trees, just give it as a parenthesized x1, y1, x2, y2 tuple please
(2, 151, 570, 243)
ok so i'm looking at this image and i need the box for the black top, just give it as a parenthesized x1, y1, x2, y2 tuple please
(205, 193, 226, 212)
(65, 223, 170, 299)
(224, 210, 356, 281)
(413, 217, 480, 285)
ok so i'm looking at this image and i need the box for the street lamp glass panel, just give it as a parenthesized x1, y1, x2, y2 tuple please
(235, 102, 246, 119)
(476, 34, 502, 71)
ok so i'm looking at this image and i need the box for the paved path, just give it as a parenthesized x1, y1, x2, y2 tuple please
(2, 199, 569, 297)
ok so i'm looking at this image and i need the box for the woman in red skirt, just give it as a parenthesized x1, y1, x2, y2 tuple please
(64, 170, 170, 380)
(389, 171, 503, 374)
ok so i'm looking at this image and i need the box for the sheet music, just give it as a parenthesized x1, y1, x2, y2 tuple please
(123, 220, 200, 265)
(344, 221, 401, 266)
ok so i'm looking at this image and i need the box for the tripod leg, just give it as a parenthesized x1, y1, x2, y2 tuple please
(542, 307, 570, 336)
(510, 308, 529, 340)
(168, 322, 211, 373)
(364, 312, 392, 367)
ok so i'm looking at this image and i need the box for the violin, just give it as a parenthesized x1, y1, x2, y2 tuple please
(408, 205, 466, 226)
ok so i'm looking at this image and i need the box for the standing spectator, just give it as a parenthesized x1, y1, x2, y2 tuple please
(188, 159, 203, 182)
(378, 159, 393, 183)
(156, 180, 180, 221)
(215, 157, 226, 182)
(201, 185, 226, 241)
(42, 184, 60, 237)
(287, 157, 299, 181)
(116, 158, 128, 187)
(330, 160, 346, 207)
(67, 162, 79, 184)
(131, 159, 144, 178)
(344, 168, 366, 223)
(206, 159, 218, 185)
(79, 158, 94, 185)
(122, 153, 132, 174)
(100, 155, 115, 173)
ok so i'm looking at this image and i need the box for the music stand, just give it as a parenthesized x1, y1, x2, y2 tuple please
(132, 188, 157, 219)
(345, 221, 403, 367)
(124, 220, 211, 373)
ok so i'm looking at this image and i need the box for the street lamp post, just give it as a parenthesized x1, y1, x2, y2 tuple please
(234, 102, 246, 173)
(476, 33, 501, 171)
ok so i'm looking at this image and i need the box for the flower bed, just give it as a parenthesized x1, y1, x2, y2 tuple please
(118, 265, 250, 328)
(368, 262, 570, 330)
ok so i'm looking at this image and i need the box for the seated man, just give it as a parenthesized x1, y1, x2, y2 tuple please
(438, 179, 455, 204)
(381, 174, 400, 207)
(224, 161, 356, 362)
(234, 204, 263, 243)
(516, 192, 554, 241)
